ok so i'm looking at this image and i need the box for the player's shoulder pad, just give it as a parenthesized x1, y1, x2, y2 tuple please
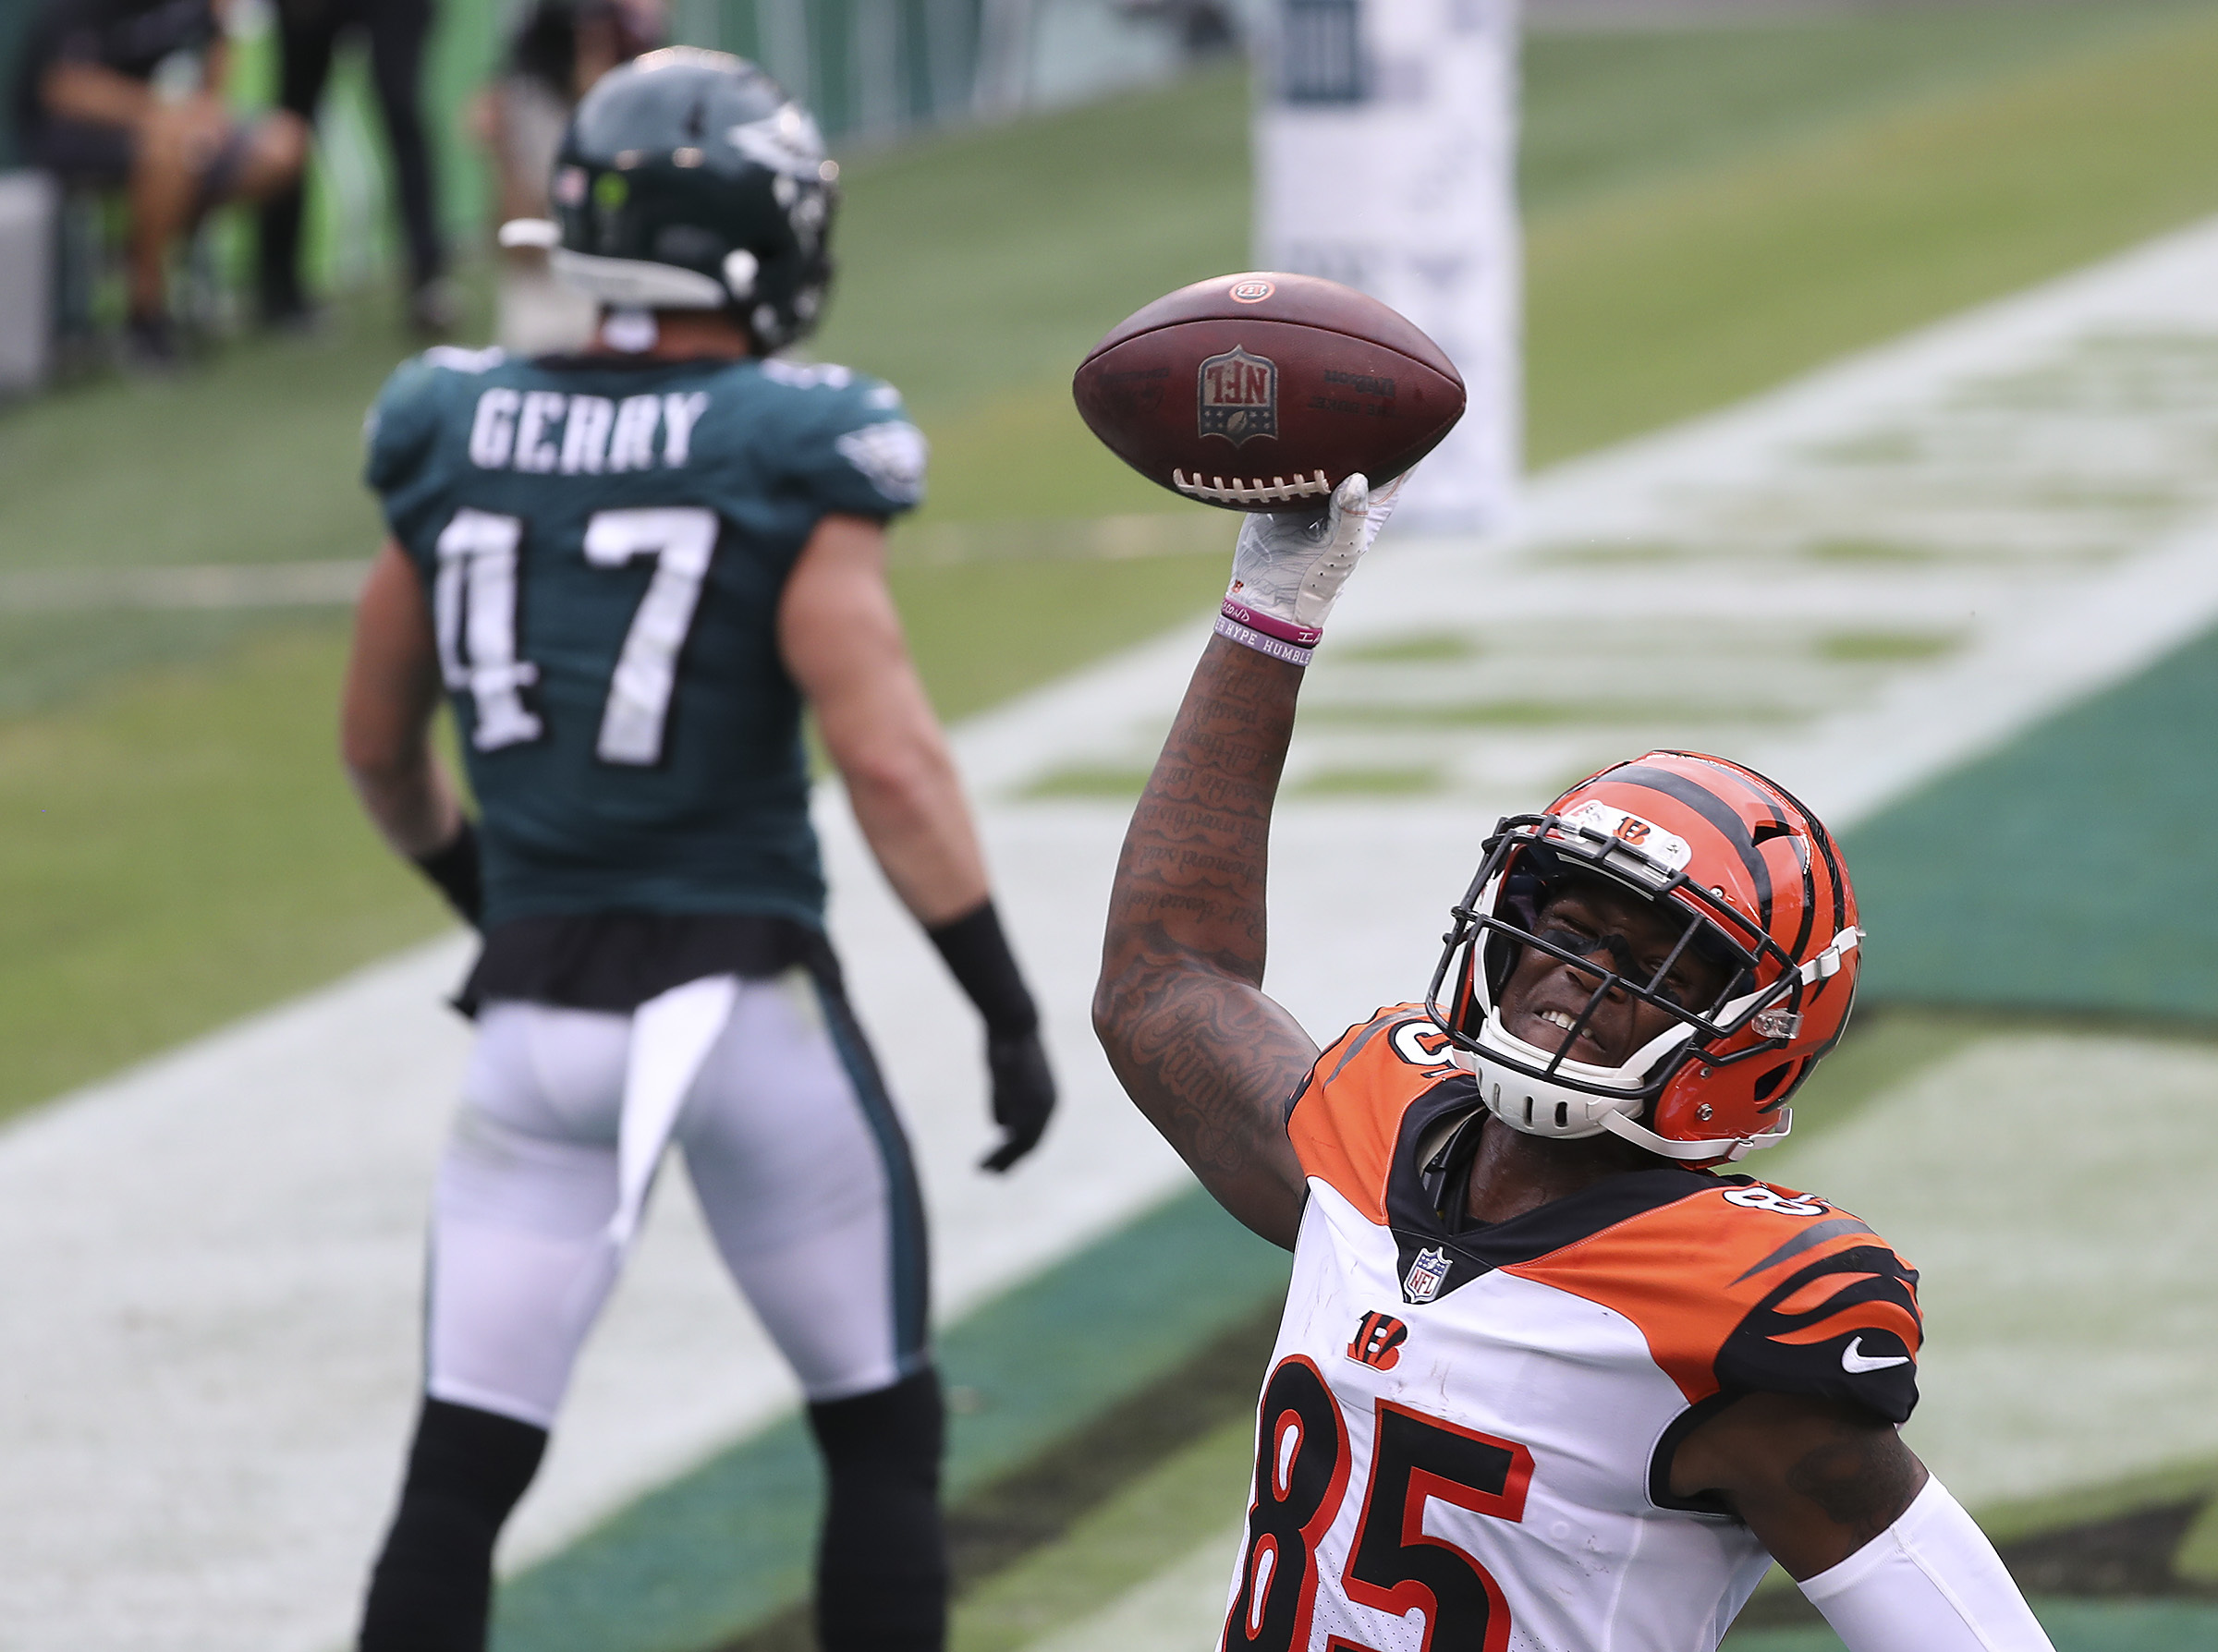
(750, 357, 927, 514)
(1505, 1177, 1923, 1423)
(1287, 1003, 1466, 1224)
(363, 346, 511, 493)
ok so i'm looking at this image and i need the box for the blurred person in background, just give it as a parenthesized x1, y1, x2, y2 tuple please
(13, 0, 309, 365)
(339, 48, 1055, 1652)
(471, 0, 663, 352)
(256, 0, 451, 334)
(1117, 0, 1238, 58)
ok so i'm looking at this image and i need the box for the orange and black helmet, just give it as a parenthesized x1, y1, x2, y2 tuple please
(1424, 751, 1862, 1165)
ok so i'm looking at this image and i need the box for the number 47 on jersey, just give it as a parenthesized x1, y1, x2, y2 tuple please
(433, 504, 718, 765)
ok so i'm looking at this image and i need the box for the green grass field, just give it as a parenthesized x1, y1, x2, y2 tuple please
(6, 0, 2218, 1122)
(16, 10, 2218, 1647)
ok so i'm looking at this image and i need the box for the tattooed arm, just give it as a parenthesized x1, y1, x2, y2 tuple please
(1669, 1391, 1930, 1578)
(1092, 633, 1318, 1250)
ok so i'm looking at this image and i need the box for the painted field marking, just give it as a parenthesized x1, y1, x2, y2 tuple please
(0, 561, 371, 612)
(12, 216, 2218, 1650)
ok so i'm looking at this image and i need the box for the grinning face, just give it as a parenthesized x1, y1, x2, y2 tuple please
(1497, 872, 1734, 1070)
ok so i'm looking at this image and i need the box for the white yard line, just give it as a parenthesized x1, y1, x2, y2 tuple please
(11, 216, 2218, 1651)
(1766, 1031, 2218, 1512)
(0, 816, 1188, 1652)
(0, 561, 372, 612)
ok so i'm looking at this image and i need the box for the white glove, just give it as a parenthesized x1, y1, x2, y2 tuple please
(1218, 473, 1402, 664)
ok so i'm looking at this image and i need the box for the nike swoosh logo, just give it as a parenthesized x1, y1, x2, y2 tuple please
(1842, 1336, 1910, 1374)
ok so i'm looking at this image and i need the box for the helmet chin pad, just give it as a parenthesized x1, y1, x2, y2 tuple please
(1452, 1011, 1690, 1139)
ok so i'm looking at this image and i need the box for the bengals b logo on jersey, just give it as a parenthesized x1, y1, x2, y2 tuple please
(1347, 1310, 1409, 1370)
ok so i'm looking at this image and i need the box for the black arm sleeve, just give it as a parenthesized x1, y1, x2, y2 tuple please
(411, 820, 483, 929)
(924, 899, 1037, 1037)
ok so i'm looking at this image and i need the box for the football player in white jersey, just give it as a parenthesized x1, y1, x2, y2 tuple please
(1094, 476, 2053, 1651)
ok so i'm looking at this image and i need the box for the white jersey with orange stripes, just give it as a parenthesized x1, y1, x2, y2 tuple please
(1217, 1004, 1922, 1652)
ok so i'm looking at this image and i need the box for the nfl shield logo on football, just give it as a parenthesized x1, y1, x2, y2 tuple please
(1403, 1245, 1452, 1305)
(1197, 346, 1278, 445)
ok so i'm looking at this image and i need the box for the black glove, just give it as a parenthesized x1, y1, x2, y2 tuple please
(411, 820, 483, 928)
(926, 899, 1055, 1172)
(981, 1026, 1056, 1173)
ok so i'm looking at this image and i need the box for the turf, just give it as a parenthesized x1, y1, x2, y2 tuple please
(1525, 1, 2218, 461)
(1846, 619, 2218, 1023)
(1517, 1, 2217, 214)
(834, 0, 2218, 516)
(489, 1190, 1289, 1652)
(11, 1, 2218, 1123)
(947, 1419, 1250, 1652)
(0, 623, 451, 1116)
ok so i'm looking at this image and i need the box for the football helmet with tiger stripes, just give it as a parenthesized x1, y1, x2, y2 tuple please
(1426, 751, 1862, 1165)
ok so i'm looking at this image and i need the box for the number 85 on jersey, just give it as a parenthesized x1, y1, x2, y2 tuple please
(1227, 1355, 1534, 1652)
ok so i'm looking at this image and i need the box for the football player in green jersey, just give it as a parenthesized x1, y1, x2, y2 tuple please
(339, 49, 1054, 1652)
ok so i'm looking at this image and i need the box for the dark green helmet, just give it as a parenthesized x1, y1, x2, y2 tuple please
(545, 47, 836, 349)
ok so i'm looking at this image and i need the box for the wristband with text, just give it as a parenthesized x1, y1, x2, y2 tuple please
(1214, 610, 1314, 668)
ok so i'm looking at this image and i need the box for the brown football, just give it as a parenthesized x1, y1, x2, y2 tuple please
(1072, 272, 1466, 512)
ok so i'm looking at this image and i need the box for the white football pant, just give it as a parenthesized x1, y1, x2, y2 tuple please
(423, 967, 929, 1428)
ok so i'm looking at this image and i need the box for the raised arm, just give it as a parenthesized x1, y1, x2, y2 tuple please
(1093, 475, 1399, 1249)
(1092, 633, 1318, 1248)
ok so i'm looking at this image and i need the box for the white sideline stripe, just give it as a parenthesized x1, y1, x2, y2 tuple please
(963, 212, 2218, 826)
(0, 513, 1230, 617)
(0, 561, 372, 612)
(12, 216, 2218, 1652)
(0, 803, 1187, 1652)
(1743, 509, 2218, 826)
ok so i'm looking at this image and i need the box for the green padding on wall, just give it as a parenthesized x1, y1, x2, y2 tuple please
(491, 1186, 1291, 1652)
(1844, 622, 2218, 1022)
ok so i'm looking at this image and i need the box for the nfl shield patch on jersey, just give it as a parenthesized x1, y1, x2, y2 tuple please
(1404, 1245, 1452, 1305)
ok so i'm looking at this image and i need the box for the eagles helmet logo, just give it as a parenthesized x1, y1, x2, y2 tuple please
(728, 102, 827, 177)
(1198, 346, 1278, 446)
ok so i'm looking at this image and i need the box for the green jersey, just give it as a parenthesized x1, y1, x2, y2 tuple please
(365, 345, 927, 930)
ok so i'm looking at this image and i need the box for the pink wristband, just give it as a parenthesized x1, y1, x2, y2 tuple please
(1214, 613, 1313, 667)
(1220, 596, 1323, 648)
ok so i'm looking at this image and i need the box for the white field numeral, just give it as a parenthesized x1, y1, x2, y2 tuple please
(582, 506, 719, 765)
(433, 508, 542, 750)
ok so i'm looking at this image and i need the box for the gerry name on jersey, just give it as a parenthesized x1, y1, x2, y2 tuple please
(364, 345, 929, 933)
(1224, 1003, 1923, 1652)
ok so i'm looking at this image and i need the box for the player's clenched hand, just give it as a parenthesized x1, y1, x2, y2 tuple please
(1225, 471, 1402, 638)
(980, 1028, 1055, 1172)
